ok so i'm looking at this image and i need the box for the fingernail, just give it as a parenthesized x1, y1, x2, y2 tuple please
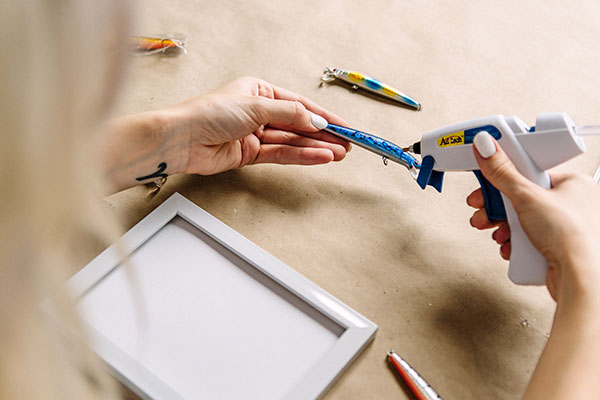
(310, 112, 328, 130)
(473, 131, 497, 159)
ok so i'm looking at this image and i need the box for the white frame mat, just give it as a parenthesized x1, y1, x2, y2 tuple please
(69, 193, 377, 399)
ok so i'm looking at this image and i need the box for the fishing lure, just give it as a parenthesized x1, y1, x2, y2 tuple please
(322, 123, 421, 178)
(130, 35, 187, 55)
(321, 67, 421, 110)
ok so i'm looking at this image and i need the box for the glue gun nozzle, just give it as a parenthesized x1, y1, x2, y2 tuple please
(403, 141, 421, 155)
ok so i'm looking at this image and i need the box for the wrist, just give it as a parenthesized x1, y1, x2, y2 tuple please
(149, 107, 189, 175)
(554, 296, 600, 343)
(98, 108, 189, 192)
(555, 249, 600, 312)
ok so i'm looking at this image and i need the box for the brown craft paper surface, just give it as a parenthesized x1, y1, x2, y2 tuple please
(91, 1, 600, 398)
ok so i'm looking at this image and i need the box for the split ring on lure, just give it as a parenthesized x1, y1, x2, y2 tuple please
(323, 123, 421, 179)
(321, 67, 422, 110)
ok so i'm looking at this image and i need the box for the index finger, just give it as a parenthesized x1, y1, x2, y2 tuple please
(269, 84, 348, 127)
(252, 98, 351, 151)
(467, 188, 485, 209)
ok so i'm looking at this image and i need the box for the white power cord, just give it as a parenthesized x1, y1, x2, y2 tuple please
(575, 125, 600, 136)
(574, 126, 600, 184)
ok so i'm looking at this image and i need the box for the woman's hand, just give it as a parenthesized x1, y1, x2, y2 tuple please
(468, 132, 600, 303)
(170, 77, 350, 175)
(98, 77, 350, 191)
(469, 133, 600, 399)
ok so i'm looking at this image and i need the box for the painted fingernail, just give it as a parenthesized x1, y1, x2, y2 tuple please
(473, 131, 496, 159)
(310, 112, 328, 130)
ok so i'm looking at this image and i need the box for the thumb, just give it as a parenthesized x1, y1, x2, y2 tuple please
(473, 131, 534, 203)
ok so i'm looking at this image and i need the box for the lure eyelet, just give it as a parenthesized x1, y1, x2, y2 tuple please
(321, 67, 337, 83)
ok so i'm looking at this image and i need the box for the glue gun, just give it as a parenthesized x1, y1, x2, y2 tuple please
(408, 113, 587, 285)
(313, 112, 592, 285)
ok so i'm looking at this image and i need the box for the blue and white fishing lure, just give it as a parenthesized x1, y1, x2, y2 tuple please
(310, 113, 420, 178)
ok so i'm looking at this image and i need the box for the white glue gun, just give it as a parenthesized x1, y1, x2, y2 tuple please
(410, 113, 588, 285)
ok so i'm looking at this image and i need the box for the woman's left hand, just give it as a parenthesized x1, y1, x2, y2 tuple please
(170, 77, 351, 175)
(99, 77, 351, 191)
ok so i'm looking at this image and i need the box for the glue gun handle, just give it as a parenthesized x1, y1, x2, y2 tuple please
(473, 168, 549, 284)
(504, 190, 550, 285)
(498, 132, 551, 285)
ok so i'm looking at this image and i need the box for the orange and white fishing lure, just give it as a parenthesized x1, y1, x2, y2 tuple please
(130, 35, 187, 55)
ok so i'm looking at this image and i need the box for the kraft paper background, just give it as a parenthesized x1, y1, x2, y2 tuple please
(92, 1, 600, 398)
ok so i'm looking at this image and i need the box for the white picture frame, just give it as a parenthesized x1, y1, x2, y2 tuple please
(69, 192, 377, 399)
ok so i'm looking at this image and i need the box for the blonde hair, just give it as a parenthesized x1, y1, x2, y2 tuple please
(0, 1, 127, 398)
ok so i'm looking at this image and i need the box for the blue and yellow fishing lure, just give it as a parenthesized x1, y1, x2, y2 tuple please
(321, 67, 421, 110)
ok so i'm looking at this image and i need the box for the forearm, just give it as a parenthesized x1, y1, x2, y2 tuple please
(96, 109, 188, 192)
(524, 270, 600, 399)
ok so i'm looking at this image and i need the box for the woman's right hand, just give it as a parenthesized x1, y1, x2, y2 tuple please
(467, 132, 600, 306)
(469, 132, 600, 399)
